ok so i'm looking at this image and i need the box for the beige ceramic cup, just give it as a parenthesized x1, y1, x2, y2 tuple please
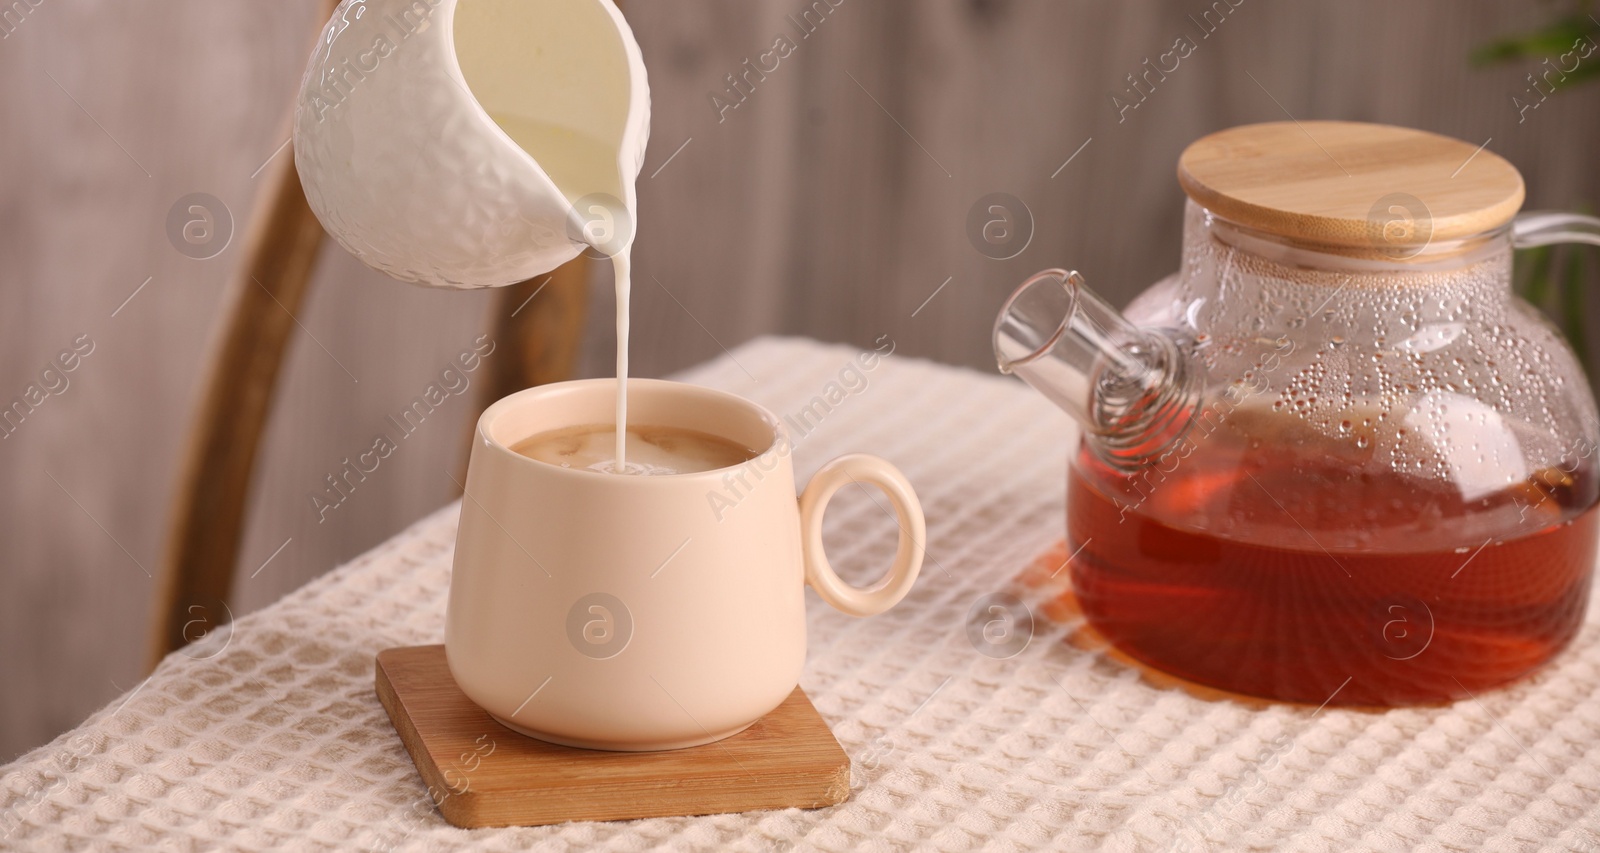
(445, 378, 925, 751)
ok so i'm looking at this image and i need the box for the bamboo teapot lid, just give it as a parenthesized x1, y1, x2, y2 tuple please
(1177, 121, 1524, 259)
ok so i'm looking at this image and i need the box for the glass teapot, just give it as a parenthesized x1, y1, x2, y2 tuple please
(994, 121, 1600, 707)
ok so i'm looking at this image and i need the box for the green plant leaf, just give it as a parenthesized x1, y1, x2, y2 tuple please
(1472, 15, 1599, 66)
(1518, 244, 1556, 310)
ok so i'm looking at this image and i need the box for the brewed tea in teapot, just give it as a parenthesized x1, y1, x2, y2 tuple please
(996, 122, 1600, 706)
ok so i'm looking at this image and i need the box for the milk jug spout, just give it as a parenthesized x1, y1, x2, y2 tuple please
(993, 269, 1199, 469)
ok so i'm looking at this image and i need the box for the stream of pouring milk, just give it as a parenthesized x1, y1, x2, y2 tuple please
(491, 115, 635, 471)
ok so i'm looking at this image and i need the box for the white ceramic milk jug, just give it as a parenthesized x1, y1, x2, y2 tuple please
(292, 0, 650, 289)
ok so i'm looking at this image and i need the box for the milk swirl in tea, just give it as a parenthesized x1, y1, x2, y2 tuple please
(511, 424, 757, 476)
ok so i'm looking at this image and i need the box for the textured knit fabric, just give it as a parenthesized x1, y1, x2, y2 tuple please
(4, 337, 1599, 852)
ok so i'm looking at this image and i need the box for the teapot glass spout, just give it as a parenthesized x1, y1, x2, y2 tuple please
(994, 269, 1199, 469)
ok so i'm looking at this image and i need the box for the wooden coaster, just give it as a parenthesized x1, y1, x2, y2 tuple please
(374, 645, 851, 828)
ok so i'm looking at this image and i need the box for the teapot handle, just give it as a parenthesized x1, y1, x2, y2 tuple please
(1512, 211, 1600, 249)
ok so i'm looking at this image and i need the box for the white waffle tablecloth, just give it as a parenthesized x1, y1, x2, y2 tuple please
(5, 336, 1600, 852)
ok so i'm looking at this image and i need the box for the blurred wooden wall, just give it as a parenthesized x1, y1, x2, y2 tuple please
(2, 0, 1597, 760)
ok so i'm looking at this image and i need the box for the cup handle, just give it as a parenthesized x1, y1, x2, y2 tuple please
(799, 454, 926, 617)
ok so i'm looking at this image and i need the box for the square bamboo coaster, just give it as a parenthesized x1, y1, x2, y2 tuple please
(374, 645, 851, 828)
